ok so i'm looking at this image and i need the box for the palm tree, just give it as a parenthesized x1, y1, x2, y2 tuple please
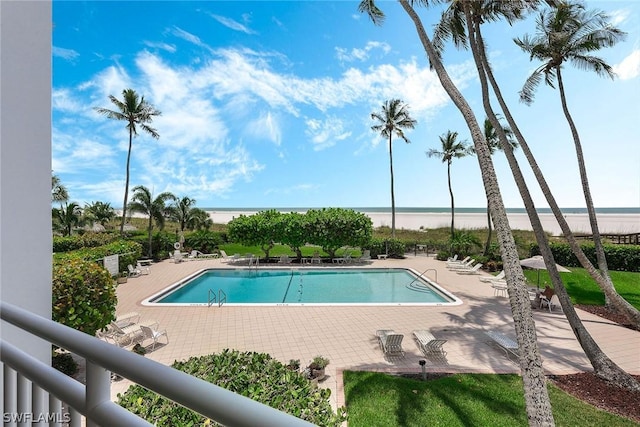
(51, 173, 68, 207)
(427, 131, 470, 239)
(186, 208, 213, 231)
(128, 185, 176, 258)
(169, 196, 198, 232)
(52, 202, 82, 236)
(84, 201, 116, 228)
(360, 1, 555, 422)
(437, 0, 639, 390)
(478, 117, 518, 256)
(370, 99, 417, 239)
(514, 1, 626, 290)
(94, 89, 161, 236)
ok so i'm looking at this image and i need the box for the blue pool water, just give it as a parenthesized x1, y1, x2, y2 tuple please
(144, 268, 461, 306)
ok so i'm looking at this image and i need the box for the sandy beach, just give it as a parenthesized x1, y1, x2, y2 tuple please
(206, 209, 639, 236)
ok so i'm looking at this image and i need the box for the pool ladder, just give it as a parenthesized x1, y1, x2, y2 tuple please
(406, 268, 438, 293)
(208, 289, 227, 307)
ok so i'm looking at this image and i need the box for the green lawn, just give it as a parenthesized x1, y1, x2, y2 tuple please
(522, 268, 640, 310)
(343, 371, 638, 427)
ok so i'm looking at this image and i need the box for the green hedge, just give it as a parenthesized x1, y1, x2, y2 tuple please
(53, 232, 120, 253)
(530, 242, 640, 272)
(53, 240, 143, 275)
(52, 258, 116, 336)
(118, 349, 347, 426)
(367, 238, 405, 258)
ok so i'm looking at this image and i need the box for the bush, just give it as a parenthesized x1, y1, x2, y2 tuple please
(53, 240, 143, 274)
(367, 238, 405, 258)
(185, 230, 225, 254)
(117, 349, 347, 426)
(530, 242, 640, 272)
(52, 258, 117, 336)
(52, 351, 78, 376)
(53, 232, 119, 253)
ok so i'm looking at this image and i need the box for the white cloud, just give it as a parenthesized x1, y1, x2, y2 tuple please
(613, 49, 640, 80)
(207, 13, 257, 35)
(305, 117, 352, 151)
(246, 111, 282, 146)
(335, 41, 391, 62)
(53, 46, 79, 61)
(143, 40, 177, 53)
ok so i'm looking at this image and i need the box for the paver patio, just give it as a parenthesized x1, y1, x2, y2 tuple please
(108, 255, 640, 411)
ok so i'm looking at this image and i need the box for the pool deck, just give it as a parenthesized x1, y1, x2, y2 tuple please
(108, 255, 640, 411)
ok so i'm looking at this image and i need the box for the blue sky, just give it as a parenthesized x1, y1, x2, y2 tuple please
(52, 1, 640, 210)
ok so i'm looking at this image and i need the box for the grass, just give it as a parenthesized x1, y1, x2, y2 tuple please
(343, 371, 638, 427)
(523, 268, 640, 310)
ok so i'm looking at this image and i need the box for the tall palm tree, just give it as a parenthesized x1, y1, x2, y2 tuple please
(360, 1, 555, 422)
(514, 1, 626, 290)
(427, 130, 470, 239)
(51, 173, 68, 207)
(94, 89, 161, 236)
(186, 208, 213, 231)
(478, 117, 518, 256)
(128, 185, 176, 258)
(370, 99, 417, 239)
(169, 196, 198, 232)
(52, 202, 82, 236)
(437, 0, 639, 390)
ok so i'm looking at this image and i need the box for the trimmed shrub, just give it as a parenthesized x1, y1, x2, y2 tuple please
(185, 230, 225, 254)
(117, 349, 347, 426)
(53, 232, 119, 253)
(530, 242, 640, 272)
(367, 238, 405, 258)
(52, 351, 78, 376)
(52, 258, 117, 336)
(53, 240, 142, 274)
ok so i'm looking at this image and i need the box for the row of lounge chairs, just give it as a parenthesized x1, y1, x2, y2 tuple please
(446, 256, 483, 275)
(376, 329, 447, 359)
(97, 311, 169, 351)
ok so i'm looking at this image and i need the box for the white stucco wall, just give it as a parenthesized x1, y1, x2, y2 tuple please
(0, 0, 52, 361)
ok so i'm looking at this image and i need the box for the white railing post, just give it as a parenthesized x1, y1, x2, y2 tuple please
(32, 383, 46, 425)
(49, 395, 62, 427)
(85, 361, 111, 427)
(4, 365, 17, 427)
(17, 373, 30, 423)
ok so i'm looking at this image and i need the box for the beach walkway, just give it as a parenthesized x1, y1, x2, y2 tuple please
(107, 255, 640, 411)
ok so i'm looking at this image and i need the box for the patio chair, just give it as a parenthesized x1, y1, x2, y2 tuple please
(485, 331, 519, 360)
(278, 254, 291, 265)
(128, 264, 149, 277)
(413, 330, 447, 357)
(114, 311, 140, 328)
(376, 329, 404, 358)
(446, 254, 458, 262)
(447, 258, 474, 269)
(310, 251, 322, 265)
(357, 250, 371, 263)
(479, 270, 505, 283)
(540, 294, 563, 313)
(139, 324, 169, 351)
(446, 256, 470, 267)
(219, 250, 240, 264)
(455, 263, 483, 275)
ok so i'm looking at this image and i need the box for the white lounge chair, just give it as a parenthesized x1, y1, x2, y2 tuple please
(278, 254, 291, 265)
(456, 263, 483, 275)
(114, 311, 140, 328)
(479, 270, 505, 283)
(412, 330, 447, 357)
(128, 264, 149, 277)
(447, 258, 474, 269)
(376, 330, 405, 358)
(446, 256, 470, 267)
(219, 250, 240, 264)
(446, 254, 459, 262)
(139, 324, 169, 351)
(309, 251, 322, 265)
(357, 250, 371, 263)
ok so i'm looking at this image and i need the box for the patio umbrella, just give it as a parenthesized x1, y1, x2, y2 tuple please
(519, 255, 570, 288)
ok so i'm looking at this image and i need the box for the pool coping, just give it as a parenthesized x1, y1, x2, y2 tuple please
(141, 266, 463, 307)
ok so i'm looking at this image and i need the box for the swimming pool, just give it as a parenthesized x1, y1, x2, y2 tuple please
(143, 268, 462, 306)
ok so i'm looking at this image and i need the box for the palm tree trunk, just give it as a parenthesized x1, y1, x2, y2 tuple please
(447, 160, 455, 238)
(469, 16, 639, 392)
(398, 2, 554, 423)
(484, 202, 493, 256)
(120, 128, 133, 236)
(474, 22, 640, 329)
(389, 133, 396, 239)
(556, 69, 612, 304)
(147, 216, 153, 258)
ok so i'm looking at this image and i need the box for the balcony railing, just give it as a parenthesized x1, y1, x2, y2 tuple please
(1, 301, 315, 426)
